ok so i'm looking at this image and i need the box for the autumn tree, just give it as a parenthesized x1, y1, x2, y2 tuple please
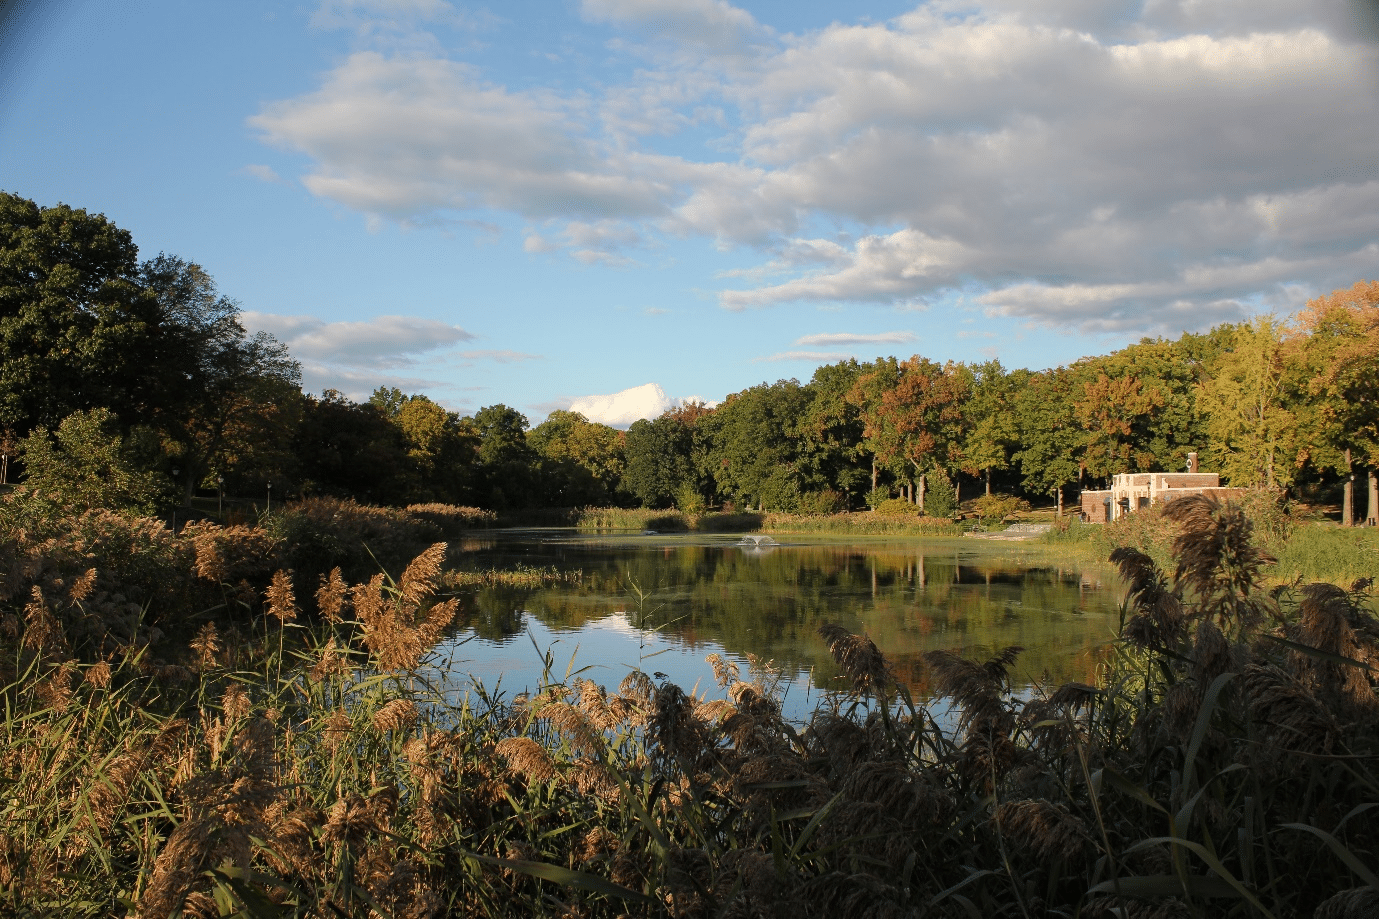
(702, 381, 812, 512)
(1197, 317, 1297, 488)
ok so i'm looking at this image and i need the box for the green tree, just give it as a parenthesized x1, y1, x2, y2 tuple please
(960, 359, 1020, 496)
(141, 255, 301, 505)
(0, 193, 164, 431)
(1013, 367, 1083, 511)
(623, 414, 694, 509)
(1197, 317, 1297, 487)
(528, 410, 626, 506)
(18, 408, 166, 515)
(472, 404, 537, 508)
(702, 381, 811, 512)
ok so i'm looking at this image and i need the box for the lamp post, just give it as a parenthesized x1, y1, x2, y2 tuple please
(217, 474, 224, 516)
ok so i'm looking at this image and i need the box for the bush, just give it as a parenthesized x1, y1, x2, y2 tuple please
(972, 493, 1031, 524)
(864, 486, 890, 510)
(873, 497, 920, 517)
(797, 488, 847, 516)
(17, 408, 168, 515)
(266, 497, 442, 592)
(923, 469, 957, 518)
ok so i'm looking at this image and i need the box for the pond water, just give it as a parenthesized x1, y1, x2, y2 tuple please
(436, 531, 1125, 719)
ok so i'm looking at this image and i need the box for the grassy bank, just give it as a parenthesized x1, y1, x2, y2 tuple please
(1042, 505, 1379, 586)
(567, 506, 961, 537)
(3, 493, 1378, 917)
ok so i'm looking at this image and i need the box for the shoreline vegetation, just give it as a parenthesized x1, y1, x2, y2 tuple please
(3, 492, 1378, 917)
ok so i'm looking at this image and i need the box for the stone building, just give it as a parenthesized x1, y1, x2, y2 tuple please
(1079, 453, 1245, 522)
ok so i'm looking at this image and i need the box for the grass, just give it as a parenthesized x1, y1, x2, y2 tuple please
(3, 493, 1378, 917)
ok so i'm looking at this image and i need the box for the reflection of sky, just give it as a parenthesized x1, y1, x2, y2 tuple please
(437, 614, 827, 722)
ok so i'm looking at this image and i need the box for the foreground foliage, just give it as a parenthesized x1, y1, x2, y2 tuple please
(1, 496, 1377, 917)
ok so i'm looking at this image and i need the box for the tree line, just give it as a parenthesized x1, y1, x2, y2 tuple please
(2, 191, 1376, 519)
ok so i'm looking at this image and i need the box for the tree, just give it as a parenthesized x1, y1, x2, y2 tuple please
(142, 255, 301, 504)
(1073, 369, 1165, 480)
(702, 381, 811, 512)
(294, 390, 411, 502)
(960, 359, 1020, 496)
(623, 415, 694, 509)
(528, 410, 626, 506)
(1013, 368, 1082, 512)
(472, 404, 537, 508)
(1196, 317, 1297, 488)
(18, 408, 166, 515)
(802, 361, 871, 507)
(0, 193, 164, 431)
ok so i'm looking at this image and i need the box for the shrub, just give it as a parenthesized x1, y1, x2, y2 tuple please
(923, 469, 957, 518)
(16, 408, 168, 515)
(797, 488, 847, 516)
(873, 497, 920, 517)
(266, 497, 442, 592)
(972, 493, 1031, 524)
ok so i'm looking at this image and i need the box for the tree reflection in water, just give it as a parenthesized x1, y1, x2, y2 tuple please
(437, 533, 1122, 712)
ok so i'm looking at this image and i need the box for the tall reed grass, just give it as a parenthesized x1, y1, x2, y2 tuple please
(2, 494, 1377, 917)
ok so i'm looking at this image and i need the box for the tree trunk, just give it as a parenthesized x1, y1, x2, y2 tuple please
(1056, 485, 1062, 519)
(954, 477, 960, 508)
(1344, 449, 1354, 526)
(985, 468, 991, 496)
(871, 459, 878, 492)
(1368, 471, 1378, 526)
(918, 475, 926, 514)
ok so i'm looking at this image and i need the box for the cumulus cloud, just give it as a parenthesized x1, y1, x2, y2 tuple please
(255, 1, 1379, 334)
(251, 53, 674, 222)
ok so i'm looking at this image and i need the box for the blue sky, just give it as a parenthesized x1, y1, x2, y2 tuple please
(3, 0, 1378, 425)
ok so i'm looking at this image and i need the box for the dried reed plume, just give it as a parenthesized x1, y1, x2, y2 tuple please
(189, 622, 220, 670)
(372, 698, 419, 734)
(1163, 494, 1273, 635)
(264, 570, 297, 623)
(495, 736, 557, 785)
(353, 543, 458, 671)
(316, 566, 349, 623)
(818, 623, 892, 695)
(994, 798, 1093, 865)
(1111, 547, 1187, 653)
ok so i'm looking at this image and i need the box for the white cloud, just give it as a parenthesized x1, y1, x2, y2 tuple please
(753, 350, 855, 363)
(244, 312, 475, 368)
(255, 2, 1379, 334)
(457, 349, 540, 362)
(568, 382, 675, 428)
(251, 53, 674, 222)
(793, 331, 916, 347)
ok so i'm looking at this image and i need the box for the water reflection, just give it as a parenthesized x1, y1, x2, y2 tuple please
(437, 533, 1123, 712)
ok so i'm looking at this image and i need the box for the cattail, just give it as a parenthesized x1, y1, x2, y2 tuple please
(316, 567, 349, 624)
(372, 698, 419, 734)
(264, 570, 297, 623)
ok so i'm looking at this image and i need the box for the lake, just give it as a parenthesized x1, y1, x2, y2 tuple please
(436, 530, 1124, 718)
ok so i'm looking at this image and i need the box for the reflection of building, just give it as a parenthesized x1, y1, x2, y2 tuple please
(1079, 452, 1245, 523)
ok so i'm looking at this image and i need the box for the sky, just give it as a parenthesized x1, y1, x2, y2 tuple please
(3, 0, 1378, 426)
